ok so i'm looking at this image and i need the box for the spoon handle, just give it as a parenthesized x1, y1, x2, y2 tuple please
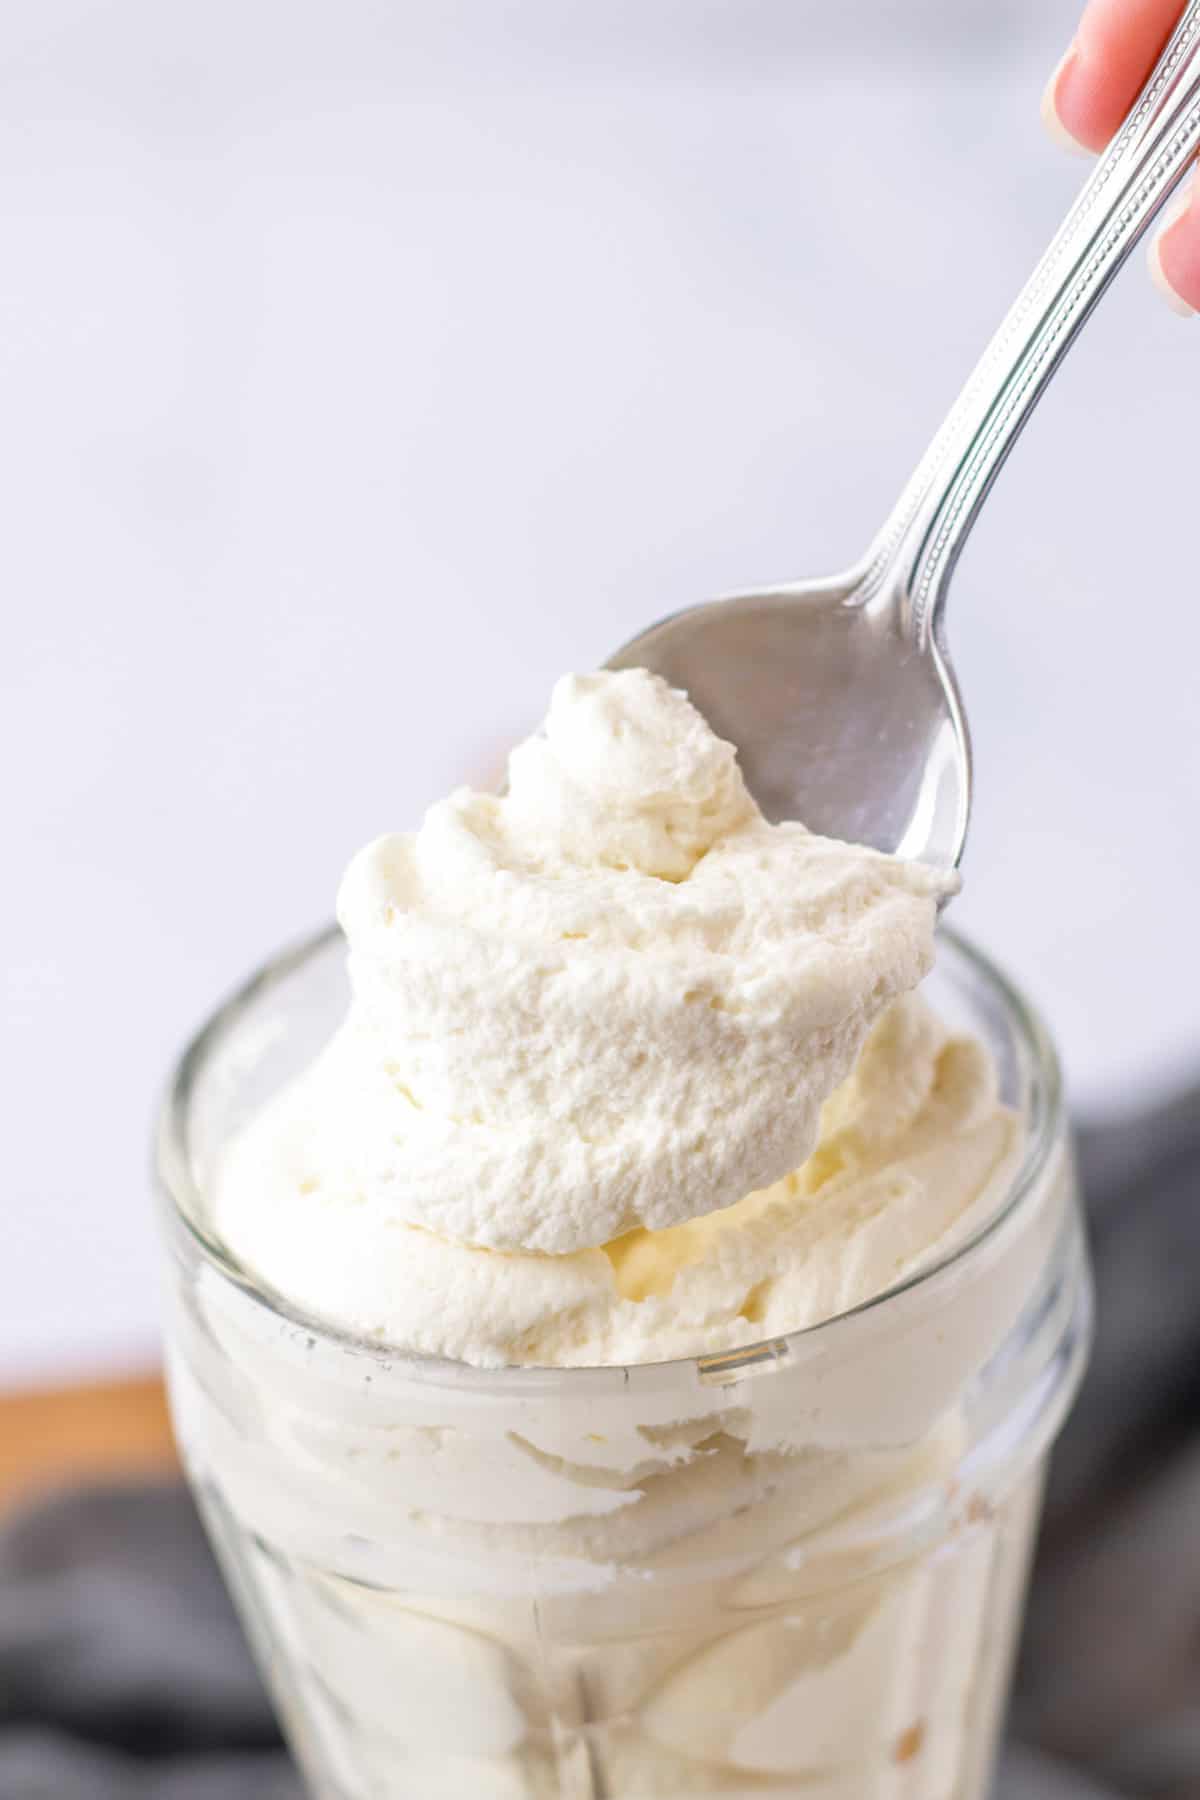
(868, 0, 1200, 643)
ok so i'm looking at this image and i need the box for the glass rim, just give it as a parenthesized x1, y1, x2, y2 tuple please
(156, 920, 1064, 1391)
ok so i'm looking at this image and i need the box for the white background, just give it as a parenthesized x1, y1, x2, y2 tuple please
(4, 0, 1198, 1382)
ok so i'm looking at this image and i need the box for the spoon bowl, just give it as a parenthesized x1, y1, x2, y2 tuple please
(612, 2, 1200, 873)
(610, 572, 969, 865)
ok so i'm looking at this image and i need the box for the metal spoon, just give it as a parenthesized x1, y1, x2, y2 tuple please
(610, 4, 1200, 870)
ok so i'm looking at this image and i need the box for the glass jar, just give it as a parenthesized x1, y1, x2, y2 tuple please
(157, 926, 1090, 1800)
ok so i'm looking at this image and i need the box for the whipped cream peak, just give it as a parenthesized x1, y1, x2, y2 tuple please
(503, 669, 756, 881)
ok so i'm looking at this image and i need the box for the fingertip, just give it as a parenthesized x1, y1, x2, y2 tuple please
(1149, 190, 1200, 318)
(1041, 50, 1096, 157)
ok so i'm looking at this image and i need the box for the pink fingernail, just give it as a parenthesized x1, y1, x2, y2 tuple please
(1041, 50, 1093, 158)
(1148, 191, 1197, 319)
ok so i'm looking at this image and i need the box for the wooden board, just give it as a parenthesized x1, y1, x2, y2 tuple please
(0, 1371, 178, 1511)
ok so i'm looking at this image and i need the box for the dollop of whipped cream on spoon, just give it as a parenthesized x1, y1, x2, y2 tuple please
(231, 671, 956, 1259)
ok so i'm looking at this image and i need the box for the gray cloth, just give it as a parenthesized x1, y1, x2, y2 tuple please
(1, 1096, 1195, 1799)
(1013, 1088, 1200, 1799)
(998, 1748, 1125, 1800)
(0, 1486, 296, 1797)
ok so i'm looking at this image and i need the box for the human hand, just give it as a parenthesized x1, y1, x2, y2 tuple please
(1043, 0, 1199, 314)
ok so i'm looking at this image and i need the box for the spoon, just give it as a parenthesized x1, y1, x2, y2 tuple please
(610, 4, 1200, 870)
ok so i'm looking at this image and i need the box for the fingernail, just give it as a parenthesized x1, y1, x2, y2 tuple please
(1148, 190, 1197, 318)
(1040, 49, 1093, 158)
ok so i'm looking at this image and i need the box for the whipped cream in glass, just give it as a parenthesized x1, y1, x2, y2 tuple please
(159, 670, 1090, 1799)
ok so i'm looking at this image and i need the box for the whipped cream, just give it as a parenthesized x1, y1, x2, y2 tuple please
(173, 683, 1090, 1800)
(213, 668, 1019, 1369)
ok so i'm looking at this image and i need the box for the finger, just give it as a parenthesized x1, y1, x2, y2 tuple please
(1043, 0, 1185, 153)
(1149, 172, 1200, 315)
